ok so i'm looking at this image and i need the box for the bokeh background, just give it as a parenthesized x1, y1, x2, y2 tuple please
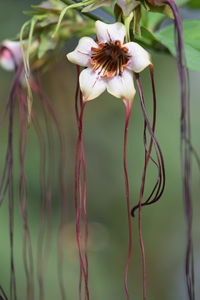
(0, 1, 200, 299)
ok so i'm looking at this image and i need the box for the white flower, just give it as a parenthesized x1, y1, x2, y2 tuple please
(0, 40, 22, 71)
(67, 21, 151, 102)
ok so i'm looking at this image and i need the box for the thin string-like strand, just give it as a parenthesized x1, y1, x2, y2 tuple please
(32, 111, 47, 300)
(75, 65, 81, 124)
(0, 64, 23, 204)
(75, 132, 84, 300)
(75, 100, 90, 300)
(0, 61, 34, 300)
(122, 99, 132, 300)
(31, 78, 65, 300)
(134, 74, 165, 300)
(36, 114, 51, 300)
(136, 65, 158, 300)
(75, 65, 89, 299)
(80, 102, 89, 300)
(31, 80, 67, 300)
(24, 86, 50, 300)
(80, 130, 89, 300)
(0, 286, 8, 300)
(31, 77, 68, 300)
(77, 132, 89, 300)
(143, 66, 165, 205)
(36, 81, 55, 279)
(8, 72, 18, 300)
(17, 84, 35, 300)
(134, 72, 165, 222)
(31, 79, 66, 300)
(1, 63, 24, 300)
(164, 1, 195, 298)
(32, 85, 56, 300)
(0, 48, 17, 130)
(131, 67, 165, 216)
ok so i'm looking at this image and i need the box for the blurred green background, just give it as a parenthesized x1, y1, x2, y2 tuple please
(0, 1, 200, 300)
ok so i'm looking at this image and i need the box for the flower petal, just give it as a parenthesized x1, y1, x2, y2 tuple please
(106, 69, 136, 101)
(67, 37, 97, 67)
(0, 49, 15, 70)
(79, 68, 107, 101)
(125, 42, 151, 73)
(0, 40, 22, 70)
(95, 21, 126, 43)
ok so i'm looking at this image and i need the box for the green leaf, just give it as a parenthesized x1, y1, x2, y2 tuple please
(138, 26, 160, 46)
(145, 12, 165, 30)
(38, 32, 57, 58)
(154, 19, 200, 71)
(175, 0, 189, 6)
(187, 0, 200, 8)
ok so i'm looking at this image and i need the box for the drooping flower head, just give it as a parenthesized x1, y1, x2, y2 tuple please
(67, 21, 151, 103)
(67, 20, 154, 300)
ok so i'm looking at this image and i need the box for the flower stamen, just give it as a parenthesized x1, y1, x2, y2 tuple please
(91, 41, 130, 78)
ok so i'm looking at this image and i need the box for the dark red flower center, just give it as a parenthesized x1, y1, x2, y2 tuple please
(90, 41, 130, 78)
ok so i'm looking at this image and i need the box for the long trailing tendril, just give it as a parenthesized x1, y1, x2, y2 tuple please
(163, 1, 195, 298)
(31, 77, 68, 300)
(30, 77, 68, 300)
(74, 77, 89, 300)
(17, 81, 35, 300)
(0, 286, 8, 300)
(0, 60, 25, 300)
(122, 99, 133, 300)
(131, 66, 165, 216)
(0, 45, 68, 300)
(129, 65, 165, 300)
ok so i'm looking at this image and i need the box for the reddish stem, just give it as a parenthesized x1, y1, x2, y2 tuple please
(75, 101, 90, 300)
(123, 99, 133, 300)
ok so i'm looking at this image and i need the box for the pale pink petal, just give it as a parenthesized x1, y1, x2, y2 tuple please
(79, 68, 107, 101)
(0, 40, 22, 70)
(0, 49, 15, 70)
(125, 42, 151, 73)
(106, 69, 135, 101)
(67, 37, 97, 67)
(95, 21, 126, 43)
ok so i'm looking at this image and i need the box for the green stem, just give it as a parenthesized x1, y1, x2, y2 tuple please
(124, 13, 133, 43)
